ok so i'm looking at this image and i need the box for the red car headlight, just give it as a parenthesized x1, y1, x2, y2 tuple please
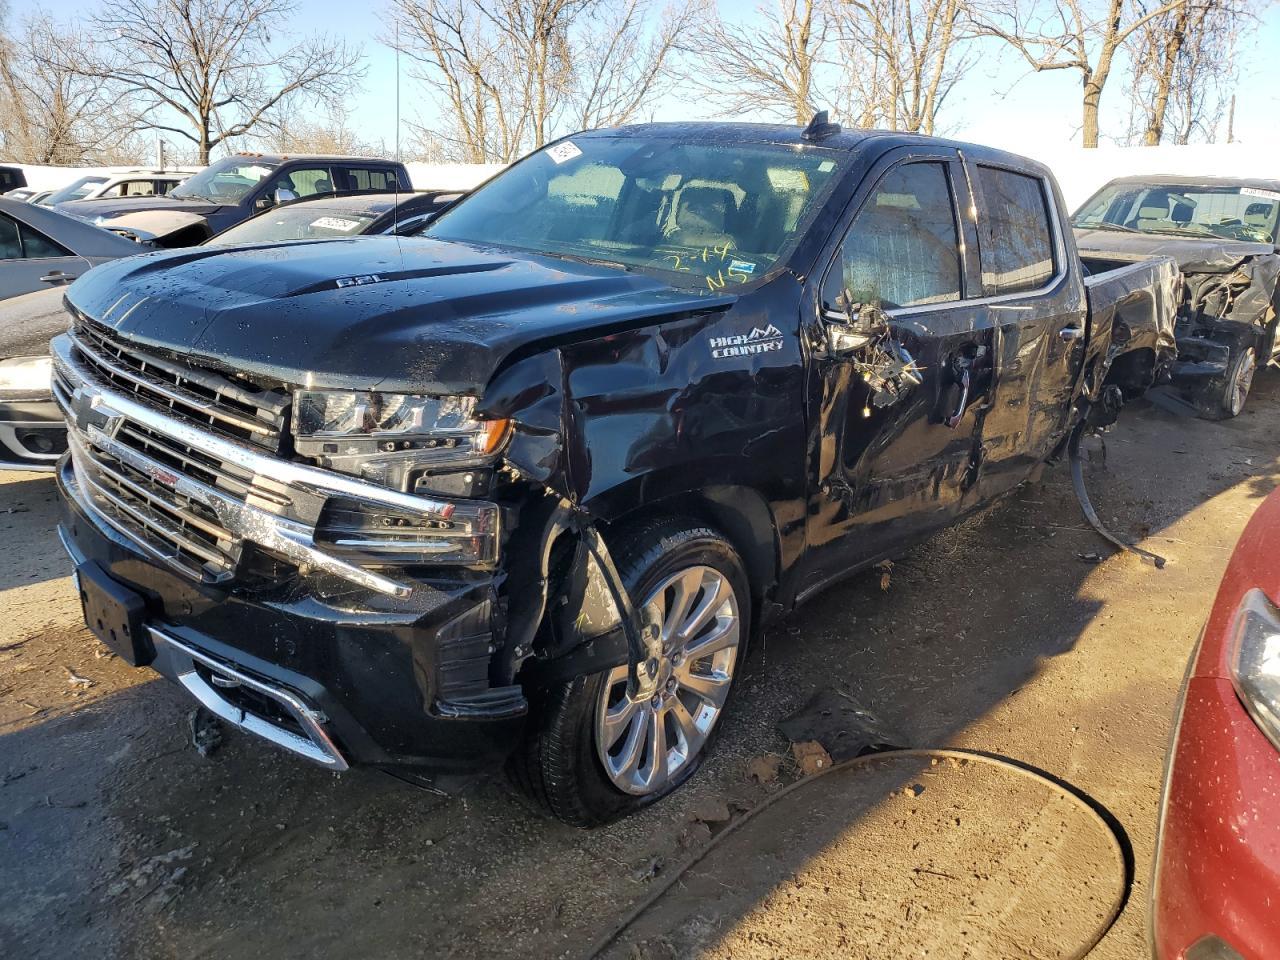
(1228, 587, 1280, 752)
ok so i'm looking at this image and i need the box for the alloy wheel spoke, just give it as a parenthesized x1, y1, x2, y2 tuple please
(668, 696, 703, 757)
(662, 568, 704, 645)
(614, 703, 650, 780)
(677, 572, 730, 644)
(683, 617, 738, 661)
(677, 667, 732, 707)
(641, 706, 668, 789)
(601, 693, 641, 748)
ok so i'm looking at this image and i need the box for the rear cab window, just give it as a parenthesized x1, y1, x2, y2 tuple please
(344, 167, 402, 192)
(976, 166, 1058, 296)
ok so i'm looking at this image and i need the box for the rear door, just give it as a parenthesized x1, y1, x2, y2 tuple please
(802, 148, 995, 590)
(337, 165, 402, 194)
(965, 160, 1087, 499)
(0, 212, 87, 300)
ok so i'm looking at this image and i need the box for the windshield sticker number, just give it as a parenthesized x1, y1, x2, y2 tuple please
(312, 216, 363, 231)
(661, 243, 756, 290)
(546, 141, 583, 164)
(1241, 187, 1280, 202)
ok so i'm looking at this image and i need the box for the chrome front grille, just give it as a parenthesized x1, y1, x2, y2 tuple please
(68, 319, 288, 449)
(53, 332, 498, 598)
(67, 426, 239, 581)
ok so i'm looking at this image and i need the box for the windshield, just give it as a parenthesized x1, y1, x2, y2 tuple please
(1073, 182, 1280, 244)
(425, 136, 848, 292)
(45, 176, 108, 205)
(206, 204, 379, 246)
(171, 157, 279, 203)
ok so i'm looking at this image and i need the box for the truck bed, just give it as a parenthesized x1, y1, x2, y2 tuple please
(1082, 255, 1180, 395)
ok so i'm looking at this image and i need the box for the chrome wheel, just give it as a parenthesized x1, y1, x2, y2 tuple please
(594, 564, 741, 796)
(1229, 347, 1257, 417)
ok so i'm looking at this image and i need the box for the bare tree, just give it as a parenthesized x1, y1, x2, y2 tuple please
(389, 0, 693, 163)
(1127, 0, 1246, 144)
(836, 0, 973, 133)
(0, 14, 146, 164)
(271, 107, 386, 157)
(689, 0, 838, 125)
(976, 0, 1192, 147)
(572, 0, 697, 129)
(53, 0, 363, 163)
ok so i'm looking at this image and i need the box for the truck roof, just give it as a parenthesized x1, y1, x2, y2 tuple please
(578, 122, 1056, 180)
(230, 152, 407, 165)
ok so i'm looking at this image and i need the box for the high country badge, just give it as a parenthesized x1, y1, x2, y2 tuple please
(709, 324, 785, 359)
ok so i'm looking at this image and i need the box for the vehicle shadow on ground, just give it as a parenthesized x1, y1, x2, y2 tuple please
(2, 376, 1279, 960)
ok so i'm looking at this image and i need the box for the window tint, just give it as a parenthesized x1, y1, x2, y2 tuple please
(0, 214, 20, 259)
(978, 167, 1056, 295)
(275, 167, 334, 198)
(18, 224, 68, 258)
(347, 167, 398, 191)
(832, 162, 961, 310)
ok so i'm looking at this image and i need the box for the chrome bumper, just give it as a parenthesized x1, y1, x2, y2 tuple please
(56, 524, 348, 771)
(51, 333, 498, 598)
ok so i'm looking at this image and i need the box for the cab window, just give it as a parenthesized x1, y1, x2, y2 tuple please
(272, 167, 334, 199)
(829, 161, 962, 310)
(346, 167, 399, 191)
(977, 166, 1057, 295)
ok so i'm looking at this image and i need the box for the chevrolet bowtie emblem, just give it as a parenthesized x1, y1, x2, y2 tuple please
(71, 385, 125, 439)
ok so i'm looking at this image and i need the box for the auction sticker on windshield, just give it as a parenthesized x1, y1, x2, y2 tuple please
(311, 216, 364, 232)
(546, 141, 583, 164)
(1241, 187, 1280, 202)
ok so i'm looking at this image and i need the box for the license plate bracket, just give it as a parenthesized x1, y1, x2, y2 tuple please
(74, 561, 152, 666)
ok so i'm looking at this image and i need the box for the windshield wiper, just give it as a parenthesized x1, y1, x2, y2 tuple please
(1073, 220, 1140, 234)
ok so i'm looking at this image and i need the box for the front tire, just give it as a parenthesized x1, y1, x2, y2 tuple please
(509, 518, 750, 826)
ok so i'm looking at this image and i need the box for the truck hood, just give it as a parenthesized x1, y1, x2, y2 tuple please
(58, 195, 224, 223)
(63, 236, 735, 395)
(1073, 227, 1275, 274)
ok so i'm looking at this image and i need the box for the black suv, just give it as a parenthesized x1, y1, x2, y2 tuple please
(57, 154, 412, 246)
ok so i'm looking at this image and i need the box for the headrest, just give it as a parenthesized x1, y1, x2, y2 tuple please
(675, 187, 736, 233)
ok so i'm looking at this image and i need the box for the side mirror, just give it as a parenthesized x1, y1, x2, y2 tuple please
(822, 290, 889, 355)
(255, 196, 273, 211)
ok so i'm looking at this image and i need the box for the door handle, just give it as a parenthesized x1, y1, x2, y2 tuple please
(1059, 325, 1084, 342)
(945, 367, 971, 429)
(40, 271, 75, 284)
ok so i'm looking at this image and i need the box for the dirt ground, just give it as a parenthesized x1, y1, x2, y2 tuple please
(2, 375, 1278, 960)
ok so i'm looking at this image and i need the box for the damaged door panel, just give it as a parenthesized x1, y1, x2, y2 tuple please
(51, 120, 1179, 826)
(1074, 176, 1280, 419)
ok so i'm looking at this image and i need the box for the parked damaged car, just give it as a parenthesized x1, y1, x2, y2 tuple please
(59, 153, 413, 248)
(0, 197, 145, 301)
(0, 287, 69, 470)
(1074, 176, 1280, 419)
(50, 121, 1178, 825)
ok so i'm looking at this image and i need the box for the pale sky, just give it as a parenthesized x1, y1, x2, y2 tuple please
(20, 0, 1280, 156)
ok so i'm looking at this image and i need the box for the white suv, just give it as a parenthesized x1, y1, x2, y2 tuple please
(39, 170, 191, 207)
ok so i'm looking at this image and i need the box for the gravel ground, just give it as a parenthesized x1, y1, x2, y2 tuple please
(1, 374, 1277, 960)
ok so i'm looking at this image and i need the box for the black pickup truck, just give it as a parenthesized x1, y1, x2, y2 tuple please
(51, 120, 1178, 825)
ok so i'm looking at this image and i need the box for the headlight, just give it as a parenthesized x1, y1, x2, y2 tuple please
(1228, 588, 1280, 751)
(0, 356, 53, 394)
(292, 390, 511, 490)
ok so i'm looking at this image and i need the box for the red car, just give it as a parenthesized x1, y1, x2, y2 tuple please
(1153, 487, 1280, 959)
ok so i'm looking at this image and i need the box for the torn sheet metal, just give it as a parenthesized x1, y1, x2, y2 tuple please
(1080, 256, 1180, 399)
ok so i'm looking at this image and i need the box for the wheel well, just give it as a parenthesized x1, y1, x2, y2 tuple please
(600, 486, 780, 607)
(1103, 347, 1157, 399)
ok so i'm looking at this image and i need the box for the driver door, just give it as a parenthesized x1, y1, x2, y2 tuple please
(801, 151, 995, 594)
